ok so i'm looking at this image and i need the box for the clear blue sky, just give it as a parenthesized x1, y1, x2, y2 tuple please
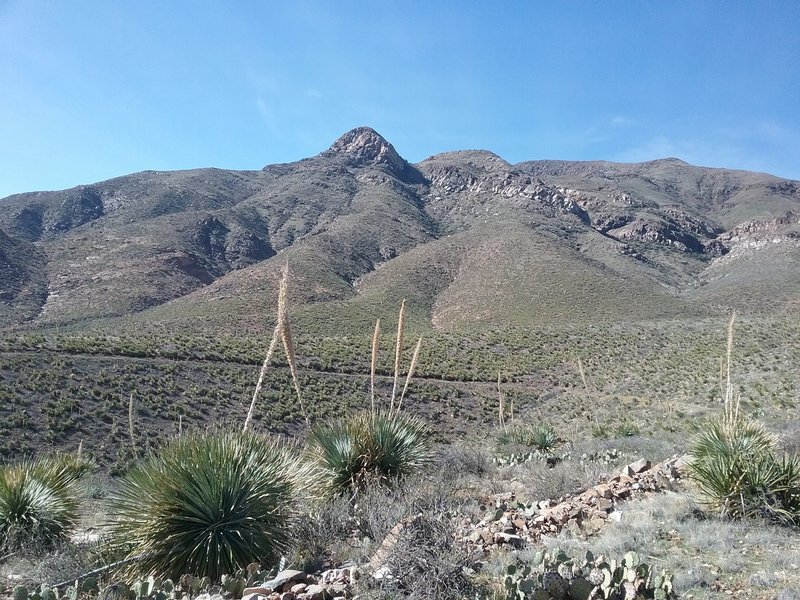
(1, 1, 799, 198)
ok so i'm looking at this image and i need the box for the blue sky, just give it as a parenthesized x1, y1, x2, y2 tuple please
(1, 1, 799, 198)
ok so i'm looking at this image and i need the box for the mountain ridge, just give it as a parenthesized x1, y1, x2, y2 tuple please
(1, 127, 798, 334)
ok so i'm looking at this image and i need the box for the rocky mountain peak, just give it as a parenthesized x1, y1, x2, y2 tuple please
(325, 127, 407, 172)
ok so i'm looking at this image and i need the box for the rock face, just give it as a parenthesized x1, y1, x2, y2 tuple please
(325, 127, 407, 173)
(192, 216, 276, 272)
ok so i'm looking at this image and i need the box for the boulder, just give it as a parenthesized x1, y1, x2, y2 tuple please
(627, 459, 651, 474)
(264, 571, 306, 592)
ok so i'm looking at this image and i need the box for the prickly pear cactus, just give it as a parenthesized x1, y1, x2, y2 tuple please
(13, 586, 28, 600)
(503, 549, 676, 600)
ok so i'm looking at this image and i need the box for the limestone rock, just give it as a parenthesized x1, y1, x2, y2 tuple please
(264, 571, 306, 592)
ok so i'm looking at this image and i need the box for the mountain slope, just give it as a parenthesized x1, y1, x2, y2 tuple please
(1, 127, 799, 335)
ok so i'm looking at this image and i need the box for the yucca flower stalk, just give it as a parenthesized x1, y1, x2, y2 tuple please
(389, 299, 406, 412)
(370, 318, 380, 413)
(396, 336, 422, 412)
(245, 264, 309, 431)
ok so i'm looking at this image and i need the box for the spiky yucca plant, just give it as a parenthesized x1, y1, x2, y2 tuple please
(688, 411, 800, 523)
(307, 410, 432, 498)
(497, 423, 559, 453)
(106, 431, 303, 580)
(0, 457, 82, 552)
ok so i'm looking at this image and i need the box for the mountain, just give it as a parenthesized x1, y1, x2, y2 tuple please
(1, 126, 798, 334)
(2, 126, 800, 465)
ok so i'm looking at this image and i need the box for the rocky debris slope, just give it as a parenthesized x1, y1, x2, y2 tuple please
(458, 456, 685, 554)
(216, 456, 687, 600)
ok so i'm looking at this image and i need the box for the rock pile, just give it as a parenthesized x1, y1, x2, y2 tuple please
(460, 456, 686, 553)
(241, 567, 357, 600)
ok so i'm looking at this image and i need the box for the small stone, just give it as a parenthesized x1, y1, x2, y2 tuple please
(596, 498, 613, 512)
(466, 530, 482, 543)
(280, 593, 295, 600)
(627, 459, 651, 473)
(301, 584, 326, 600)
(265, 571, 306, 592)
(242, 594, 268, 600)
(564, 519, 581, 536)
(243, 590, 271, 600)
(494, 532, 524, 547)
(673, 455, 690, 471)
(290, 584, 307, 594)
(594, 484, 612, 499)
(372, 567, 393, 581)
(581, 518, 605, 535)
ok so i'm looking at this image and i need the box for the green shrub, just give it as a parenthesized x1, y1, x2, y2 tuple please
(307, 409, 432, 498)
(688, 414, 800, 523)
(106, 431, 303, 580)
(0, 457, 82, 552)
(497, 423, 558, 453)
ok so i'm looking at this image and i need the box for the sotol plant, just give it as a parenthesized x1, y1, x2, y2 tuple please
(105, 431, 304, 580)
(688, 312, 800, 523)
(497, 423, 559, 453)
(688, 408, 800, 522)
(307, 300, 432, 498)
(307, 409, 432, 498)
(0, 455, 84, 552)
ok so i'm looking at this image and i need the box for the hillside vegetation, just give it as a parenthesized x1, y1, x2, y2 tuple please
(1, 128, 799, 598)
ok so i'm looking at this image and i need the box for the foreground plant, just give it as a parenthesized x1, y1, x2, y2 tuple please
(0, 456, 83, 552)
(106, 431, 303, 580)
(307, 409, 432, 498)
(503, 549, 675, 600)
(688, 409, 800, 523)
(688, 312, 800, 524)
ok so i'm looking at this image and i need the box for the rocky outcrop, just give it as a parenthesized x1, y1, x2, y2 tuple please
(709, 212, 800, 258)
(192, 216, 276, 273)
(326, 127, 406, 171)
(46, 186, 105, 234)
(421, 155, 590, 223)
